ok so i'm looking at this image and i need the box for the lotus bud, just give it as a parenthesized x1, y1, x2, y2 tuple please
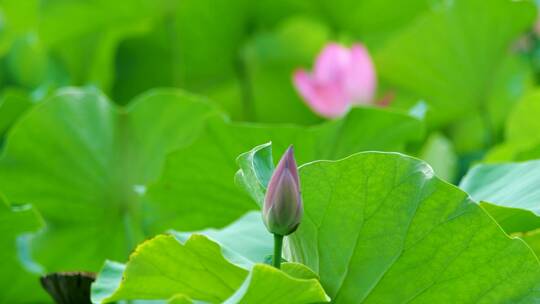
(293, 42, 377, 118)
(263, 146, 303, 236)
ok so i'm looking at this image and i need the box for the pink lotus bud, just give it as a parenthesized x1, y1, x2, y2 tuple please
(293, 43, 376, 118)
(263, 146, 303, 236)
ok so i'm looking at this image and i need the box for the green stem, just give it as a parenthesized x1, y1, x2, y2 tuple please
(273, 234, 284, 269)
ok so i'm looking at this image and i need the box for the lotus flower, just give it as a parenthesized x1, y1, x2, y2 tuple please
(293, 43, 376, 118)
(263, 146, 303, 236)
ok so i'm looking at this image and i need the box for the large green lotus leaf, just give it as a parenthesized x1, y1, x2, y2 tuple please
(460, 160, 540, 255)
(375, 0, 535, 126)
(234, 145, 540, 302)
(91, 234, 329, 303)
(145, 106, 423, 232)
(283, 152, 540, 303)
(91, 235, 246, 303)
(0, 196, 47, 303)
(0, 87, 218, 272)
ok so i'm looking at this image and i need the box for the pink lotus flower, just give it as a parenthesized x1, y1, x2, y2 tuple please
(293, 43, 376, 118)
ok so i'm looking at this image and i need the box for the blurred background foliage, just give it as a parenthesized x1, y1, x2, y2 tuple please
(0, 0, 539, 230)
(0, 0, 538, 176)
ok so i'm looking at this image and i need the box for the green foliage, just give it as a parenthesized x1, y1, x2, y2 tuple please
(461, 160, 540, 255)
(0, 196, 47, 303)
(241, 17, 329, 123)
(376, 0, 534, 128)
(418, 133, 458, 183)
(1, 0, 540, 302)
(317, 0, 431, 46)
(92, 235, 248, 303)
(173, 211, 272, 264)
(91, 234, 329, 303)
(145, 106, 423, 232)
(0, 89, 33, 138)
(1, 0, 157, 91)
(486, 89, 540, 162)
(0, 88, 218, 272)
(289, 152, 540, 302)
(461, 160, 540, 217)
(0, 88, 422, 301)
(235, 143, 275, 207)
(238, 145, 540, 302)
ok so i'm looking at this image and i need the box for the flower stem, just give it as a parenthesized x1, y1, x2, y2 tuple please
(273, 234, 284, 269)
